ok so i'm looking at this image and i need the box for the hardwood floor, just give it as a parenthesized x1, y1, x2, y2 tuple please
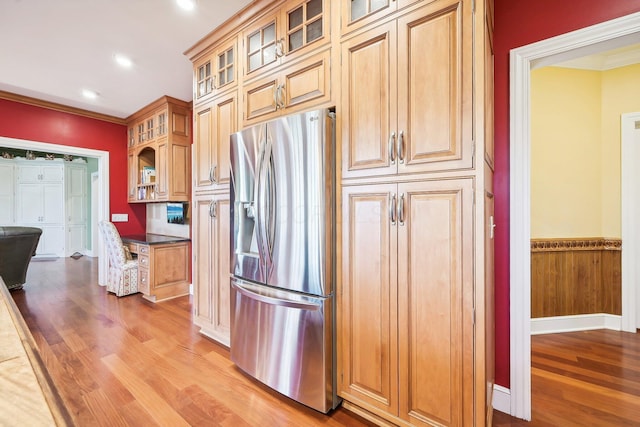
(11, 257, 375, 426)
(13, 257, 640, 426)
(492, 329, 640, 426)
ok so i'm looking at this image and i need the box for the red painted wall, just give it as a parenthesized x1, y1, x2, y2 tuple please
(494, 0, 640, 387)
(0, 99, 146, 236)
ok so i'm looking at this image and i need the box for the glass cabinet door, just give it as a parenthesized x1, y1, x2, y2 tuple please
(285, 0, 324, 53)
(196, 60, 213, 99)
(246, 20, 278, 74)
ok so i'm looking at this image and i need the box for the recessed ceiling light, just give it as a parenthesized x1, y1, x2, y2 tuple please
(114, 54, 133, 68)
(176, 0, 196, 11)
(82, 89, 99, 99)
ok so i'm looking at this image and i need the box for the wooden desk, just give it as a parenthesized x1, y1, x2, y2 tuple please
(121, 234, 191, 302)
(0, 277, 72, 426)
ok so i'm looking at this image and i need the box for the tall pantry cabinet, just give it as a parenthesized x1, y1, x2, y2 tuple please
(186, 0, 494, 425)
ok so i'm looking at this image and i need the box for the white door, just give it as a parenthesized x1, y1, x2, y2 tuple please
(621, 112, 640, 330)
(0, 162, 14, 224)
(65, 164, 87, 256)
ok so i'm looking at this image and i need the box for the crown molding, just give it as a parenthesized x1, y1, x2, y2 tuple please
(0, 90, 126, 125)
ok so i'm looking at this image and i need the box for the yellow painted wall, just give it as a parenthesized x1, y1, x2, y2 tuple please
(531, 67, 602, 238)
(531, 64, 640, 239)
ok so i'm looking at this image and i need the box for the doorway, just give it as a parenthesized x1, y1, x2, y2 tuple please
(0, 136, 110, 285)
(509, 11, 640, 420)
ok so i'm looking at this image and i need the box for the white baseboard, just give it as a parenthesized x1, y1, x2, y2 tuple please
(531, 313, 621, 335)
(492, 384, 511, 415)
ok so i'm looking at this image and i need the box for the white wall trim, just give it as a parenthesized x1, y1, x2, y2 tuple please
(0, 136, 110, 285)
(621, 112, 640, 331)
(492, 385, 511, 416)
(531, 314, 622, 335)
(510, 11, 640, 421)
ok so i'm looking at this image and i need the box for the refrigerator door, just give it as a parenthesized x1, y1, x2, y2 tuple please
(230, 277, 339, 413)
(265, 109, 335, 296)
(230, 123, 268, 284)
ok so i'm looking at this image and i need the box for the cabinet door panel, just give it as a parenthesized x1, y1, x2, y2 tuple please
(212, 196, 231, 343)
(283, 48, 330, 110)
(17, 184, 42, 223)
(193, 104, 214, 191)
(171, 144, 190, 200)
(339, 184, 398, 415)
(243, 75, 279, 124)
(212, 92, 237, 188)
(397, 179, 473, 426)
(341, 22, 397, 180)
(194, 197, 214, 327)
(397, 0, 472, 174)
(0, 164, 14, 224)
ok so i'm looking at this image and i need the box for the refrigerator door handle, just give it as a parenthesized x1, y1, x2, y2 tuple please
(231, 281, 322, 311)
(265, 150, 276, 257)
(255, 137, 270, 267)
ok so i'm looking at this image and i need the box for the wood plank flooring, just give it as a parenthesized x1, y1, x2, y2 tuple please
(493, 329, 640, 426)
(12, 257, 640, 426)
(11, 257, 375, 426)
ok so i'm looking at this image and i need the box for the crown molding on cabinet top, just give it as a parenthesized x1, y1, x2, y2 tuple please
(0, 90, 126, 125)
(184, 0, 285, 62)
(124, 95, 192, 123)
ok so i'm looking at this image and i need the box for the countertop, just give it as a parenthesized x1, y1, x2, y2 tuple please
(121, 233, 191, 245)
(0, 277, 72, 426)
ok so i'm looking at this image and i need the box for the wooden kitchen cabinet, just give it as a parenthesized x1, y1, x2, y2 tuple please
(193, 35, 239, 104)
(340, 178, 474, 426)
(193, 193, 231, 346)
(340, 0, 473, 180)
(193, 90, 238, 194)
(126, 96, 191, 203)
(124, 238, 191, 302)
(340, 0, 421, 35)
(243, 47, 330, 125)
(242, 0, 330, 81)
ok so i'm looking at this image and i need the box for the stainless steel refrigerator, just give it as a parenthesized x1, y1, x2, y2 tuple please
(229, 108, 339, 413)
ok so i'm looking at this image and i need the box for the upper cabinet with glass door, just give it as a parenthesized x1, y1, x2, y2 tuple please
(194, 36, 239, 105)
(243, 0, 330, 80)
(341, 0, 420, 35)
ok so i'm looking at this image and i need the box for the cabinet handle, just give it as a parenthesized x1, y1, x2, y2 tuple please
(209, 165, 217, 183)
(273, 85, 279, 109)
(278, 84, 285, 109)
(398, 193, 405, 226)
(209, 200, 217, 218)
(390, 193, 397, 226)
(389, 132, 396, 164)
(275, 38, 285, 58)
(397, 131, 404, 164)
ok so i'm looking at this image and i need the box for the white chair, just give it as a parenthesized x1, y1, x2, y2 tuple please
(98, 220, 139, 296)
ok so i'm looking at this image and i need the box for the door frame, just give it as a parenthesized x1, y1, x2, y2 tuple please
(509, 11, 640, 420)
(0, 136, 110, 286)
(622, 112, 640, 329)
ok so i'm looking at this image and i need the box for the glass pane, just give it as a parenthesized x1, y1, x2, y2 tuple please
(205, 62, 211, 76)
(351, 0, 366, 21)
(371, 0, 388, 13)
(263, 23, 275, 44)
(289, 29, 303, 51)
(248, 31, 261, 53)
(206, 79, 213, 93)
(306, 19, 322, 43)
(227, 66, 234, 83)
(198, 66, 204, 80)
(289, 6, 303, 30)
(218, 53, 225, 69)
(227, 48, 234, 65)
(263, 44, 276, 65)
(218, 71, 226, 86)
(307, 0, 322, 19)
(249, 52, 261, 71)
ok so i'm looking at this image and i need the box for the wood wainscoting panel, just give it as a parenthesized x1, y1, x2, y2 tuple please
(531, 238, 621, 318)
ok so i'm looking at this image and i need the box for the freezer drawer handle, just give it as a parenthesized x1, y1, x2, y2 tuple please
(232, 282, 321, 311)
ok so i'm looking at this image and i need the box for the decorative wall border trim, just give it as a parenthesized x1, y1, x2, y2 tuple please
(531, 238, 621, 252)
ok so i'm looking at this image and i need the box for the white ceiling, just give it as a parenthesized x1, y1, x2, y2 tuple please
(554, 42, 640, 70)
(0, 0, 253, 119)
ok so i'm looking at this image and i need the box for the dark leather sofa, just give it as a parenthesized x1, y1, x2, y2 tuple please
(0, 226, 42, 291)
